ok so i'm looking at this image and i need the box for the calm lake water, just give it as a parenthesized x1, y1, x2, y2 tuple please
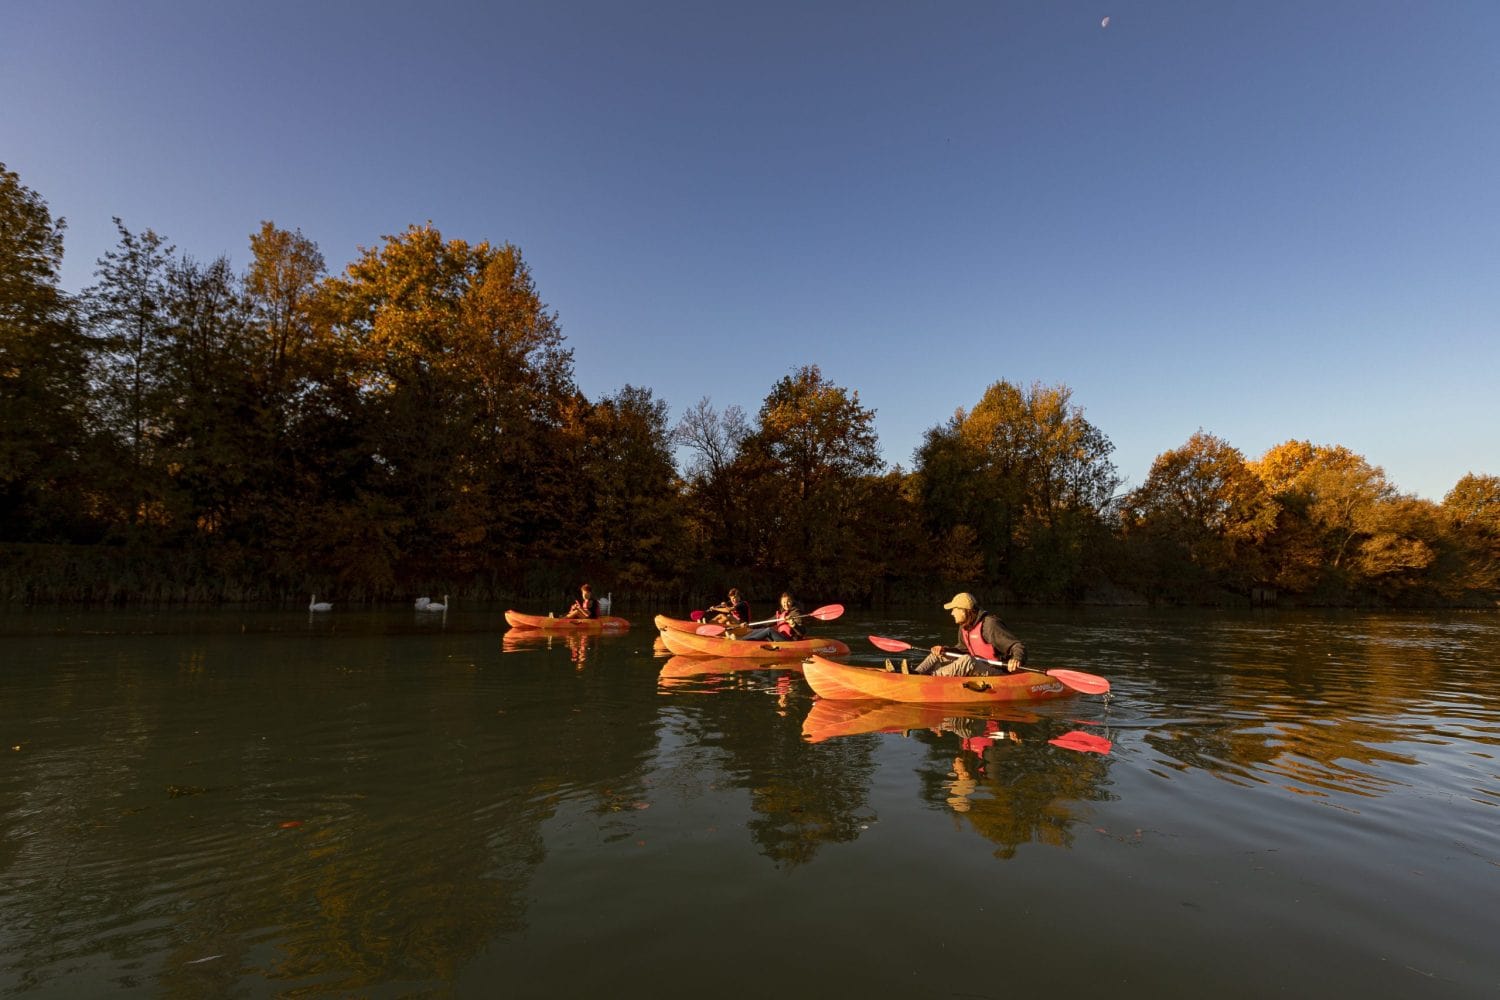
(2, 605, 1497, 999)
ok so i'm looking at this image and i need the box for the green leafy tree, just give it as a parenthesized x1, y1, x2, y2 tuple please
(0, 163, 90, 540)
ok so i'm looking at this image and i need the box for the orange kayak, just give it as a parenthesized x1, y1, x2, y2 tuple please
(659, 626, 850, 660)
(504, 610, 631, 631)
(802, 655, 1071, 704)
(653, 614, 716, 635)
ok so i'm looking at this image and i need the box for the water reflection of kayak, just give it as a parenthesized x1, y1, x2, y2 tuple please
(801, 698, 1040, 743)
(504, 610, 631, 631)
(658, 654, 805, 679)
(802, 655, 1070, 704)
(658, 628, 850, 660)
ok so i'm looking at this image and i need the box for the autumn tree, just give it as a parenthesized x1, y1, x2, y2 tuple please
(154, 253, 257, 547)
(738, 366, 883, 593)
(674, 396, 753, 567)
(1440, 473, 1500, 596)
(81, 219, 176, 531)
(1122, 431, 1278, 600)
(0, 163, 91, 540)
(915, 380, 1119, 599)
(562, 384, 686, 589)
(1249, 440, 1434, 599)
(317, 225, 576, 587)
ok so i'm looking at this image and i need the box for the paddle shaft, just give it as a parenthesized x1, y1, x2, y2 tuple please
(699, 603, 845, 635)
(740, 603, 841, 628)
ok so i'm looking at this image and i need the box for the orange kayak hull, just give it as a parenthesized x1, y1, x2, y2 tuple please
(802, 655, 1071, 704)
(658, 627, 850, 660)
(653, 614, 710, 635)
(504, 610, 631, 631)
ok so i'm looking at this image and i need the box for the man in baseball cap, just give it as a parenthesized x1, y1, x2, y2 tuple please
(887, 592, 1027, 676)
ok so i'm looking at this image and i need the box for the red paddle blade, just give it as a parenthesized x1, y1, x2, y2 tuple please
(1049, 730, 1112, 754)
(868, 635, 913, 653)
(696, 624, 725, 636)
(690, 610, 704, 622)
(807, 603, 846, 621)
(1047, 669, 1111, 695)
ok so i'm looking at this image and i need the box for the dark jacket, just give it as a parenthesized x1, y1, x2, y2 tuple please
(958, 611, 1026, 664)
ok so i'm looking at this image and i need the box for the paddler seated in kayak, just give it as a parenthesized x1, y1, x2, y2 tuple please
(564, 583, 599, 619)
(741, 592, 806, 642)
(886, 592, 1026, 676)
(704, 588, 749, 629)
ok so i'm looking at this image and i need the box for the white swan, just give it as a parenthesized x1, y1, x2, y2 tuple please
(422, 594, 449, 612)
(414, 596, 431, 609)
(309, 594, 332, 612)
(599, 591, 613, 615)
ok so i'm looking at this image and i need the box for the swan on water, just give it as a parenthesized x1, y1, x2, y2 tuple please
(309, 595, 332, 612)
(422, 595, 448, 612)
(414, 597, 431, 609)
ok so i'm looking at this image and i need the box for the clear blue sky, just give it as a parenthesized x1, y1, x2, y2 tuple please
(5, 1, 1496, 500)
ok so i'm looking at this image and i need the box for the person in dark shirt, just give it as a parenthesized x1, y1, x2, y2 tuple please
(565, 583, 599, 619)
(705, 588, 749, 628)
(888, 592, 1026, 676)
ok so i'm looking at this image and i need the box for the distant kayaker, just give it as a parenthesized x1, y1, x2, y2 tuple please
(565, 583, 600, 619)
(742, 592, 806, 642)
(887, 592, 1025, 676)
(705, 588, 749, 627)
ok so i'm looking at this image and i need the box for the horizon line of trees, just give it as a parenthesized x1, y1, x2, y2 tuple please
(3, 163, 1497, 607)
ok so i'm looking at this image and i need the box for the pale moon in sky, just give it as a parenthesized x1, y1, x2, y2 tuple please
(1101, 16, 1110, 28)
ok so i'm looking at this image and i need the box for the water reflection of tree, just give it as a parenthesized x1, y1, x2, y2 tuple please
(907, 720, 1114, 859)
(1133, 614, 1461, 797)
(664, 671, 877, 868)
(3, 633, 662, 995)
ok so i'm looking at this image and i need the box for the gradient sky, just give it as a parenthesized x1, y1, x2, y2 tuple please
(5, 1, 1496, 500)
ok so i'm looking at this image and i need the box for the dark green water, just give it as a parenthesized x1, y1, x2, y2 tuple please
(2, 606, 1497, 998)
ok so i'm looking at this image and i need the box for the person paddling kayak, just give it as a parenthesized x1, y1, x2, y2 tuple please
(704, 587, 749, 628)
(887, 592, 1026, 676)
(741, 592, 806, 642)
(565, 583, 599, 619)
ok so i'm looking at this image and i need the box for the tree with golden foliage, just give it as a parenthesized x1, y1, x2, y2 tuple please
(315, 224, 576, 583)
(1249, 441, 1438, 599)
(916, 380, 1118, 599)
(1123, 431, 1278, 600)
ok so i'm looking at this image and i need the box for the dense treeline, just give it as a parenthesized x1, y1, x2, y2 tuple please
(2, 164, 1496, 607)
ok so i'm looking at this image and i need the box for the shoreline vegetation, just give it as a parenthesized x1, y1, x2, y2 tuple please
(3, 164, 1497, 610)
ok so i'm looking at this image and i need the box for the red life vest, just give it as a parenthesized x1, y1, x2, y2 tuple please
(960, 616, 998, 659)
